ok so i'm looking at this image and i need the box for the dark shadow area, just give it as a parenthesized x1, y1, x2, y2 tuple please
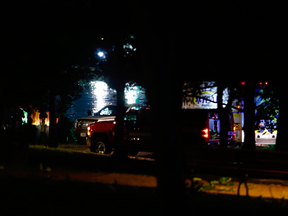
(0, 174, 287, 215)
(26, 146, 156, 175)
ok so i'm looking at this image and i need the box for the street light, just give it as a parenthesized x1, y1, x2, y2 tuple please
(97, 51, 104, 58)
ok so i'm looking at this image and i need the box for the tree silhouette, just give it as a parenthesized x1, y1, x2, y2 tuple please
(1, 0, 110, 147)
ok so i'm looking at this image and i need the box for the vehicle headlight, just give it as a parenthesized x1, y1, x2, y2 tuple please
(87, 126, 91, 137)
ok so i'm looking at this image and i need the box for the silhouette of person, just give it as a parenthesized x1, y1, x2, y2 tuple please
(14, 105, 24, 131)
(40, 118, 48, 146)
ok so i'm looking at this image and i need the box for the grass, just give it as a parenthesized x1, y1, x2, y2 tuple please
(0, 174, 287, 215)
(263, 145, 276, 151)
(0, 175, 158, 215)
(30, 144, 93, 154)
(27, 145, 156, 175)
(1, 145, 288, 214)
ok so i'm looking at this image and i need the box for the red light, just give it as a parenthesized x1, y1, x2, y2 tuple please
(201, 128, 208, 138)
(237, 105, 241, 109)
(265, 82, 268, 85)
(240, 81, 245, 85)
(259, 82, 262, 85)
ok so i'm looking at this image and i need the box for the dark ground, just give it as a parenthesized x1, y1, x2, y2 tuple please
(1, 144, 288, 214)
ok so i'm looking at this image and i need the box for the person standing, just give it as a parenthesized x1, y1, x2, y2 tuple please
(14, 105, 24, 131)
(30, 107, 40, 145)
(40, 118, 48, 146)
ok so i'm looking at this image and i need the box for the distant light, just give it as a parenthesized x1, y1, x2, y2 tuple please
(101, 38, 104, 40)
(265, 82, 268, 85)
(91, 81, 109, 113)
(98, 52, 104, 57)
(125, 86, 139, 104)
(259, 82, 262, 85)
(123, 44, 133, 50)
(240, 81, 245, 85)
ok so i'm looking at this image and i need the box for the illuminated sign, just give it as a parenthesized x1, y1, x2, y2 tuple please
(183, 81, 229, 109)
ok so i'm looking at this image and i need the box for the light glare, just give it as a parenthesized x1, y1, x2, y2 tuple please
(98, 52, 104, 57)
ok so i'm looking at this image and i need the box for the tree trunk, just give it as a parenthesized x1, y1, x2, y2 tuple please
(276, 84, 288, 151)
(139, 2, 188, 213)
(152, 79, 187, 215)
(242, 80, 255, 149)
(221, 86, 236, 148)
(112, 80, 126, 158)
(220, 111, 230, 148)
(218, 81, 228, 148)
(49, 86, 58, 148)
(0, 102, 5, 143)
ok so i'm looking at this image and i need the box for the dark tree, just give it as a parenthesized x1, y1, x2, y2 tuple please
(242, 80, 256, 149)
(217, 81, 237, 148)
(275, 84, 288, 151)
(1, 0, 108, 147)
(258, 81, 288, 152)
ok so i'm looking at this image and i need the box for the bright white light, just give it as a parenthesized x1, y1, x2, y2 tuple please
(98, 52, 104, 58)
(89, 81, 145, 112)
(91, 81, 109, 113)
(123, 44, 133, 50)
(125, 86, 138, 104)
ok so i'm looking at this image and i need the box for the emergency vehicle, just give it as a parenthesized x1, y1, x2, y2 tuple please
(255, 119, 277, 146)
(86, 107, 236, 154)
(202, 110, 236, 145)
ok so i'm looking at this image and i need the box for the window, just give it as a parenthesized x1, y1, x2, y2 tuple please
(98, 106, 116, 116)
(137, 109, 151, 124)
(124, 112, 137, 121)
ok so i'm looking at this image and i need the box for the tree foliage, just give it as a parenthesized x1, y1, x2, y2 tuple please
(255, 84, 279, 130)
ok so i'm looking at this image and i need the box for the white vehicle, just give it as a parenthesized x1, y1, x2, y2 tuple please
(255, 128, 277, 146)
